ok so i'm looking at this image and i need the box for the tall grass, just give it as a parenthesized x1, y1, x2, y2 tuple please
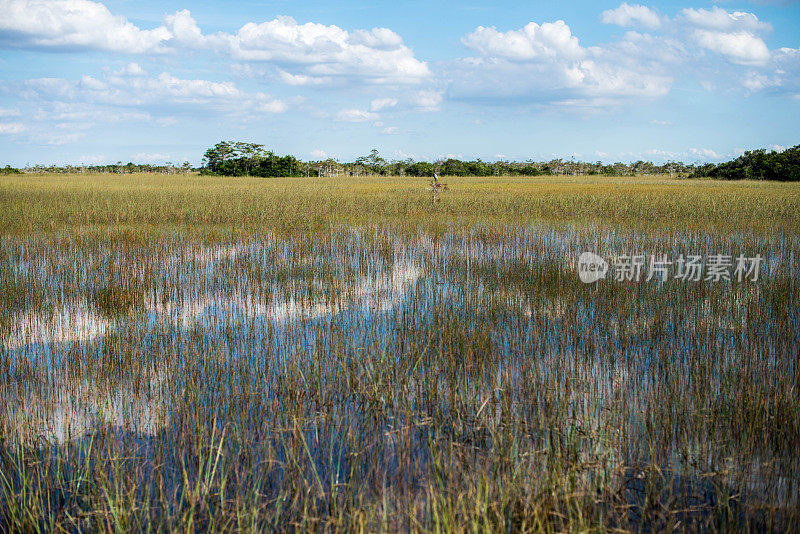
(0, 174, 798, 531)
(1, 173, 799, 234)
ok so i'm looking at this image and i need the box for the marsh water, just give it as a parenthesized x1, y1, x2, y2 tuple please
(1, 226, 798, 529)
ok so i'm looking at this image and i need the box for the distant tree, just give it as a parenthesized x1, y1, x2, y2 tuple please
(405, 161, 435, 177)
(201, 141, 302, 177)
(689, 145, 800, 181)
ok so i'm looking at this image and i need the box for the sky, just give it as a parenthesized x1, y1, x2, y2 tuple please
(0, 0, 798, 166)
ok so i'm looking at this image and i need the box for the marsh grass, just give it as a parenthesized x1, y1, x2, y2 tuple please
(0, 175, 798, 532)
(90, 284, 144, 319)
(2, 173, 799, 234)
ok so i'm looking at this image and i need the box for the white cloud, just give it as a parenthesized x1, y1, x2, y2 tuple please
(0, 2, 429, 86)
(310, 149, 328, 159)
(743, 47, 800, 95)
(277, 70, 331, 86)
(115, 62, 147, 76)
(370, 98, 398, 112)
(452, 4, 800, 105)
(0, 0, 172, 53)
(163, 9, 206, 48)
(31, 102, 152, 123)
(23, 71, 287, 113)
(258, 100, 289, 113)
(601, 3, 662, 30)
(381, 126, 399, 134)
(223, 16, 430, 84)
(462, 21, 583, 61)
(453, 20, 672, 106)
(0, 122, 25, 134)
(688, 147, 721, 160)
(0, 107, 21, 117)
(649, 119, 673, 126)
(744, 72, 771, 92)
(335, 109, 378, 122)
(692, 29, 770, 66)
(413, 90, 443, 111)
(1, 68, 289, 147)
(680, 7, 771, 33)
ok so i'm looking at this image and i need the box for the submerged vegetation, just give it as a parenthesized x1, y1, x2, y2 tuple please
(0, 173, 799, 531)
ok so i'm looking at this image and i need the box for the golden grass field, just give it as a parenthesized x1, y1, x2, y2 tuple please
(2, 172, 799, 234)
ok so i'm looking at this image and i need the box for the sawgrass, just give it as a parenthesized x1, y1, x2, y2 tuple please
(1, 172, 798, 235)
(0, 172, 798, 532)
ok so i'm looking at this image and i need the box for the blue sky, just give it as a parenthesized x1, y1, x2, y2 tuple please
(0, 0, 798, 166)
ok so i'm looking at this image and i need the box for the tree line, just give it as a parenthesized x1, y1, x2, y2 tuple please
(4, 143, 797, 180)
(689, 145, 800, 181)
(2, 162, 195, 174)
(201, 142, 696, 178)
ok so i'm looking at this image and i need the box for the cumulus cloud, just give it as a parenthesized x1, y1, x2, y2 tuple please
(2, 0, 798, 129)
(691, 29, 770, 65)
(452, 19, 672, 106)
(163, 9, 207, 48)
(600, 3, 663, 30)
(452, 4, 800, 106)
(742, 47, 800, 95)
(462, 21, 583, 61)
(226, 16, 429, 84)
(0, 1, 430, 85)
(0, 0, 172, 53)
(680, 7, 771, 33)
